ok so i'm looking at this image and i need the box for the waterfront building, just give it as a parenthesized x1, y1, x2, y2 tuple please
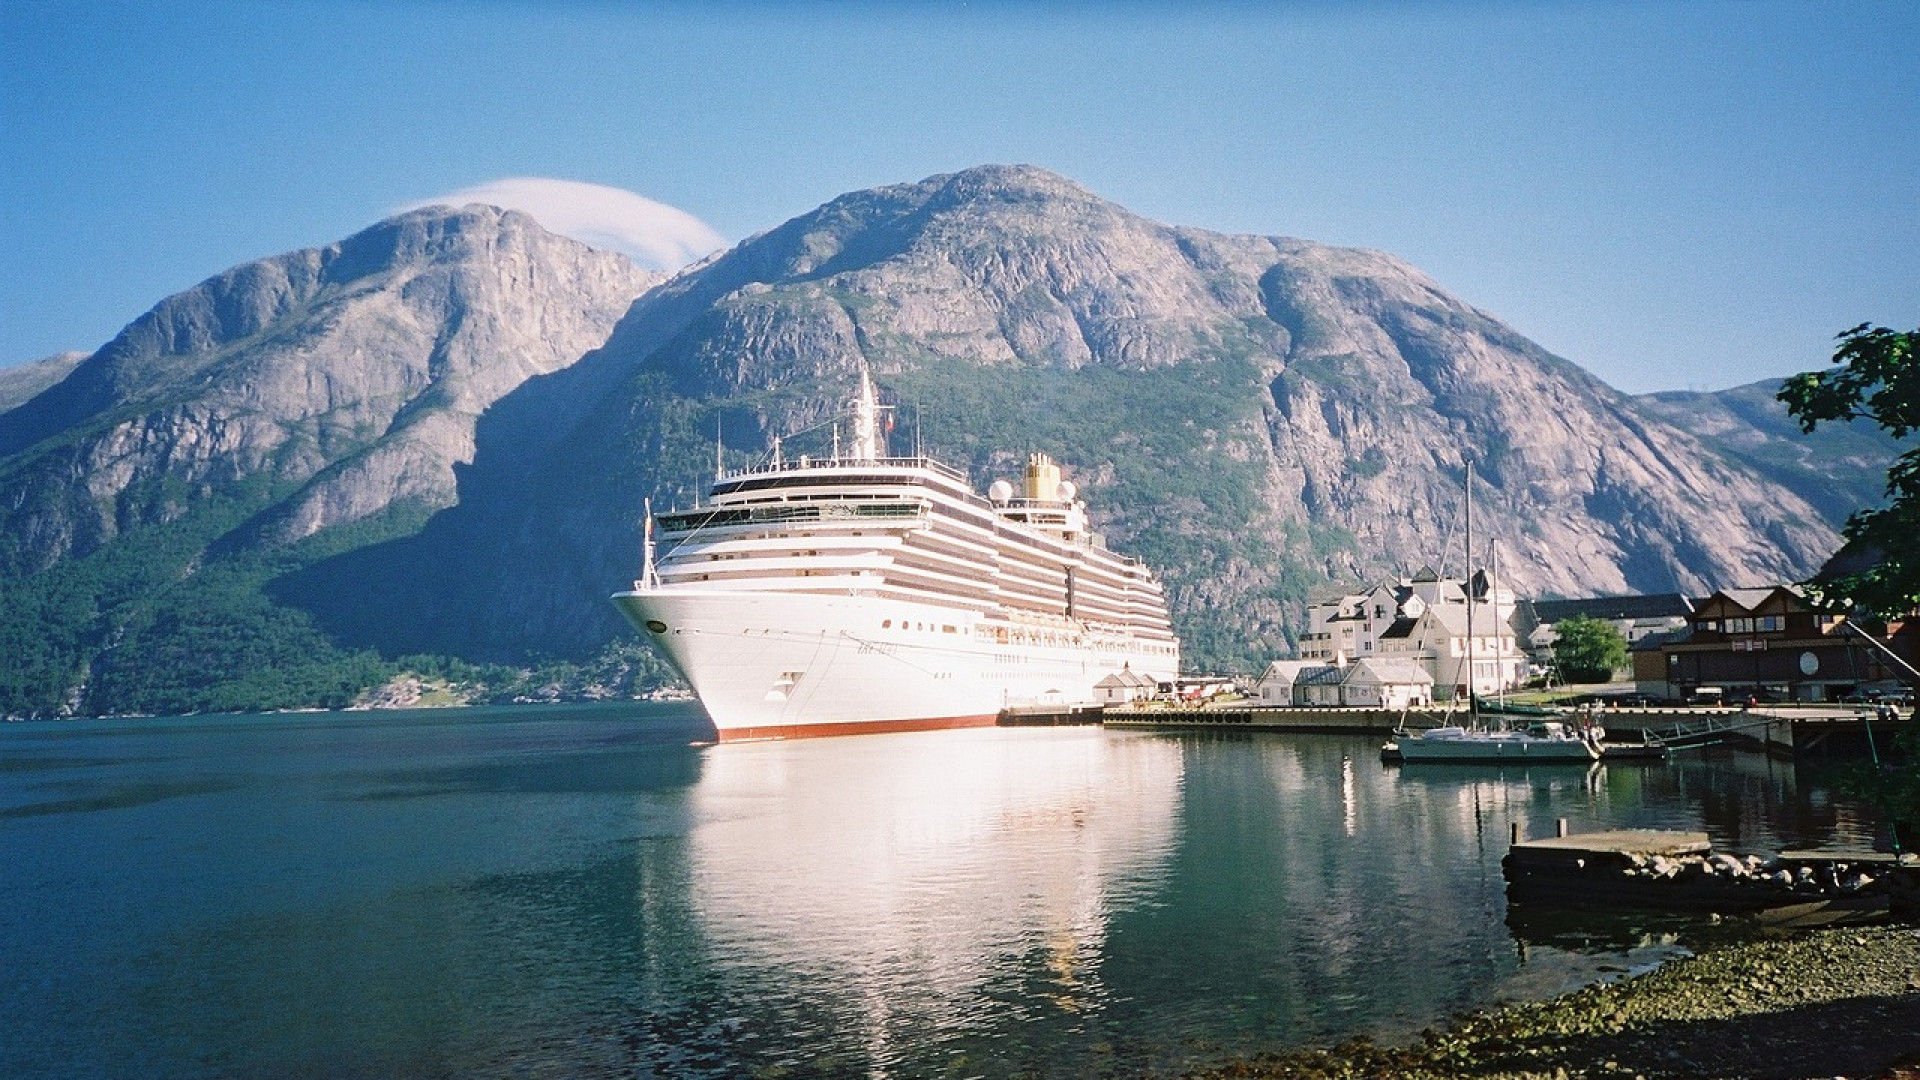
(1634, 585, 1916, 703)
(1254, 660, 1320, 704)
(1300, 567, 1525, 700)
(1522, 593, 1695, 672)
(1258, 656, 1434, 708)
(1094, 667, 1158, 704)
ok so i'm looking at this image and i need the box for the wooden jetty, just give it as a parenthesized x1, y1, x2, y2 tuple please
(1597, 705, 1890, 759)
(1503, 826, 1912, 924)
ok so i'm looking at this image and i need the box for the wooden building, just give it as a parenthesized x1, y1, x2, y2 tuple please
(1639, 586, 1915, 703)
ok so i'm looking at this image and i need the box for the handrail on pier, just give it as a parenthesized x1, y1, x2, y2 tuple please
(1640, 711, 1782, 748)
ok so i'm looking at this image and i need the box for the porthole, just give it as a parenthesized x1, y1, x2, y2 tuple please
(644, 620, 668, 634)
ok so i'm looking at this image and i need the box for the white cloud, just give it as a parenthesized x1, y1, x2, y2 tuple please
(403, 177, 727, 271)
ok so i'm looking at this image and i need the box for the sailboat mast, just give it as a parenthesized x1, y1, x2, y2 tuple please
(1465, 461, 1475, 719)
(1491, 538, 1503, 703)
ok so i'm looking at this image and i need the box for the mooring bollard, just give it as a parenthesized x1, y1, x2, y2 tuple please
(1556, 818, 1569, 837)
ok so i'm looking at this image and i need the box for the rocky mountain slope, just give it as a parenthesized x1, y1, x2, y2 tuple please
(288, 166, 1841, 673)
(1, 206, 655, 571)
(0, 352, 85, 412)
(0, 207, 655, 713)
(1632, 378, 1913, 529)
(0, 165, 1870, 714)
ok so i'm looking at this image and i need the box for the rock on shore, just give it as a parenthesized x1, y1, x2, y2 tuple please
(1187, 926, 1920, 1079)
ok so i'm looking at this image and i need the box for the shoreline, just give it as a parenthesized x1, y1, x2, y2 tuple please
(1185, 925, 1920, 1079)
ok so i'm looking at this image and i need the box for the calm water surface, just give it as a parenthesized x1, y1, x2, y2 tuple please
(0, 704, 1879, 1079)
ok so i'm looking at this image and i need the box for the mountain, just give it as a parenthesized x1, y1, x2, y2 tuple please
(0, 352, 86, 412)
(0, 206, 656, 714)
(0, 165, 1869, 716)
(284, 165, 1841, 672)
(1632, 378, 1913, 529)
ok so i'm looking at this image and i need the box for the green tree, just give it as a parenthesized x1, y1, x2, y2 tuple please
(1778, 324, 1919, 617)
(1780, 324, 1919, 852)
(1551, 614, 1627, 684)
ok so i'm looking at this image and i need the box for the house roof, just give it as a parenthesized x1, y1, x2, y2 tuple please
(1532, 593, 1695, 623)
(1346, 657, 1434, 685)
(1257, 660, 1318, 682)
(1296, 665, 1348, 687)
(1630, 627, 1692, 652)
(1704, 585, 1807, 614)
(1380, 616, 1419, 640)
(1095, 668, 1158, 689)
(1307, 585, 1365, 606)
(1418, 602, 1516, 637)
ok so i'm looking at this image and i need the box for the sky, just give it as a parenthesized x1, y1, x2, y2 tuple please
(1, 0, 1914, 395)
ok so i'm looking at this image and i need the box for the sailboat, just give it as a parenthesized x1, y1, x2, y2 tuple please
(1386, 463, 1601, 764)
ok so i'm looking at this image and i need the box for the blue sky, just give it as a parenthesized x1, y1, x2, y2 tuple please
(2, 0, 1913, 394)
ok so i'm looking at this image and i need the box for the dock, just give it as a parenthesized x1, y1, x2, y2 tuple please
(999, 703, 1470, 732)
(995, 701, 1895, 765)
(1102, 704, 1456, 733)
(996, 703, 1106, 727)
(1502, 826, 1914, 924)
(1594, 705, 1892, 758)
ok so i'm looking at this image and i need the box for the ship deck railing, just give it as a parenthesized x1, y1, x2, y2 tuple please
(658, 501, 928, 533)
(722, 454, 970, 485)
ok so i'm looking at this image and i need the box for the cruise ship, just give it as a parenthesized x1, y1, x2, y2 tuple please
(611, 370, 1181, 740)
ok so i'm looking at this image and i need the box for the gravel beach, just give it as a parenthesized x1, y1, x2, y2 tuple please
(1186, 925, 1920, 1080)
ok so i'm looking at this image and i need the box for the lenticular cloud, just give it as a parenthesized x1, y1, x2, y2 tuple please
(405, 178, 727, 271)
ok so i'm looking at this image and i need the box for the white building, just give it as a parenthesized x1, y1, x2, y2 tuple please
(1339, 657, 1435, 708)
(1253, 660, 1319, 705)
(1094, 667, 1158, 704)
(1257, 657, 1434, 708)
(1300, 567, 1525, 699)
(1380, 595, 1526, 699)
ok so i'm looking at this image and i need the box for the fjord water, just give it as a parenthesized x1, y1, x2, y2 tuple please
(1, 705, 1875, 1079)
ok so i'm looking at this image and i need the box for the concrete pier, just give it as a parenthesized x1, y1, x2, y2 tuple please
(1102, 704, 1461, 733)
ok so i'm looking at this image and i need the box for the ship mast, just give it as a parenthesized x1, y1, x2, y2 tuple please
(640, 496, 658, 590)
(1465, 460, 1476, 722)
(851, 365, 882, 463)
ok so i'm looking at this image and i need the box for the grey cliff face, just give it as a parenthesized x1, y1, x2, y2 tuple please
(0, 206, 657, 571)
(358, 165, 1840, 667)
(0, 164, 1867, 690)
(1255, 244, 1835, 597)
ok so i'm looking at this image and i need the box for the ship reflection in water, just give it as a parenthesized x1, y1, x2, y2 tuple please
(0, 708, 1881, 1080)
(676, 726, 1183, 1074)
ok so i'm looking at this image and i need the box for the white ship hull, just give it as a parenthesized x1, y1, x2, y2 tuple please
(614, 587, 1170, 740)
(613, 369, 1179, 740)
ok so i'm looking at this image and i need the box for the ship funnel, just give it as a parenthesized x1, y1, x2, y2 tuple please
(1024, 453, 1062, 501)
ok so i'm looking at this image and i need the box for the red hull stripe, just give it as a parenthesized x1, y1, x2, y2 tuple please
(714, 712, 1000, 742)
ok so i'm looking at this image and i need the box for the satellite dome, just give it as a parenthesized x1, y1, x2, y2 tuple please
(1057, 481, 1077, 502)
(988, 480, 1014, 503)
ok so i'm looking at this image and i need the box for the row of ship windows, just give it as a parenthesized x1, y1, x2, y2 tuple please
(870, 618, 1175, 653)
(689, 525, 1158, 591)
